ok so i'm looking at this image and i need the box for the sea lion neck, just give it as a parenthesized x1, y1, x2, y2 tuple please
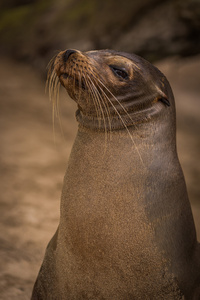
(75, 100, 168, 131)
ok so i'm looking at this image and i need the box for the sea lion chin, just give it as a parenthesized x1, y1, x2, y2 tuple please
(32, 49, 200, 300)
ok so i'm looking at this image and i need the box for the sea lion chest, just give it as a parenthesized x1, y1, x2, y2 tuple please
(56, 126, 183, 299)
(61, 128, 148, 253)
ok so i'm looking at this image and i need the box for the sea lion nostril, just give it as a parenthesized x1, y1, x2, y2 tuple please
(63, 49, 77, 62)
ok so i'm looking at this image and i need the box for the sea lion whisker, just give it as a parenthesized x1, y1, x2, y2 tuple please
(85, 74, 109, 141)
(51, 73, 59, 102)
(91, 80, 112, 133)
(91, 76, 113, 131)
(95, 75, 143, 139)
(46, 55, 57, 84)
(87, 74, 112, 133)
(89, 69, 139, 132)
(95, 76, 135, 124)
(88, 72, 130, 122)
(105, 99, 144, 166)
(54, 77, 62, 119)
(84, 74, 102, 124)
(52, 75, 64, 140)
(47, 71, 55, 98)
(47, 53, 57, 69)
(85, 76, 109, 147)
(48, 72, 57, 109)
(46, 55, 58, 88)
(50, 73, 57, 141)
(72, 70, 76, 99)
(46, 55, 67, 140)
(51, 74, 59, 113)
(82, 73, 97, 111)
(89, 70, 141, 135)
(77, 70, 83, 103)
(46, 66, 65, 141)
(92, 81, 145, 166)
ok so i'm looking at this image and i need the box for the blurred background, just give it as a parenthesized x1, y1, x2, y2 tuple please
(0, 0, 200, 299)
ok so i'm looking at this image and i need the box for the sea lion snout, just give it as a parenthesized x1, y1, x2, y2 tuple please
(63, 49, 77, 62)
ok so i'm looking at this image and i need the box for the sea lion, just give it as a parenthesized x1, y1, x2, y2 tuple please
(31, 49, 200, 299)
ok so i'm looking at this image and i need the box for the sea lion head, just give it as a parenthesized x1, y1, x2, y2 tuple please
(48, 49, 174, 130)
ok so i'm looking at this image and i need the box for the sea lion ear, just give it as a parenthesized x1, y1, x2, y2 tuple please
(159, 97, 170, 107)
(154, 85, 170, 107)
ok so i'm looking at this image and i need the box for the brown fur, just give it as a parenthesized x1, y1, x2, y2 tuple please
(32, 49, 200, 299)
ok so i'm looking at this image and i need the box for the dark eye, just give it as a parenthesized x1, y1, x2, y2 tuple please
(109, 65, 128, 79)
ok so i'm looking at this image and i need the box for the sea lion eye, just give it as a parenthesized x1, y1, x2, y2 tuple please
(109, 65, 128, 79)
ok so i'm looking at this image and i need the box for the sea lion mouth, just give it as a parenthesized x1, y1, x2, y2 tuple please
(59, 73, 87, 90)
(60, 73, 68, 79)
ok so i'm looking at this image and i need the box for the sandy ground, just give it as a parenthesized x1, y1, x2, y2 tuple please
(0, 55, 199, 299)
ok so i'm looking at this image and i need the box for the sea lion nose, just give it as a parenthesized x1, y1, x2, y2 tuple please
(63, 49, 77, 62)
